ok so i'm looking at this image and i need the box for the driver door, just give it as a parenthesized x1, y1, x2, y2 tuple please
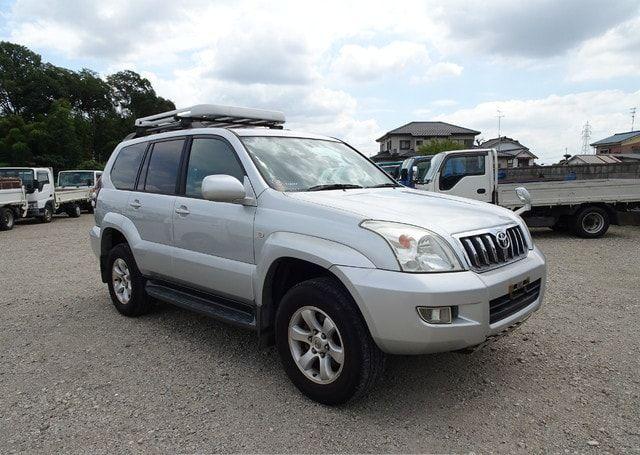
(436, 152, 493, 202)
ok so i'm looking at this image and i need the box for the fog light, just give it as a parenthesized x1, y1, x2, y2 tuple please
(417, 306, 453, 324)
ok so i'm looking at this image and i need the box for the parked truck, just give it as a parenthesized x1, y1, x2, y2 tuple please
(0, 177, 27, 230)
(417, 149, 640, 238)
(57, 169, 103, 212)
(0, 167, 93, 223)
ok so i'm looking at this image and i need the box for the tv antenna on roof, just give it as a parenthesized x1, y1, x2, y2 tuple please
(631, 107, 637, 131)
(496, 108, 505, 138)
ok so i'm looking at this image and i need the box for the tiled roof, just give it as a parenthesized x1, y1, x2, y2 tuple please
(591, 131, 640, 146)
(377, 121, 479, 141)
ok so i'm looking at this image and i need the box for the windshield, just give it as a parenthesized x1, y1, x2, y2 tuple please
(241, 137, 395, 192)
(423, 153, 445, 182)
(0, 168, 34, 185)
(58, 171, 95, 187)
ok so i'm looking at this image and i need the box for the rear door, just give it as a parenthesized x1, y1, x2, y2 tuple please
(435, 151, 493, 202)
(171, 136, 256, 301)
(126, 138, 186, 279)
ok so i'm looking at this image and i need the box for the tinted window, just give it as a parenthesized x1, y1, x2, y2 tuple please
(439, 154, 485, 191)
(111, 143, 146, 190)
(144, 140, 184, 194)
(185, 138, 245, 198)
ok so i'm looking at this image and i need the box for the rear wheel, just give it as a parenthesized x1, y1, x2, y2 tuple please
(571, 206, 610, 238)
(106, 243, 152, 316)
(66, 203, 81, 218)
(275, 277, 385, 405)
(0, 208, 15, 231)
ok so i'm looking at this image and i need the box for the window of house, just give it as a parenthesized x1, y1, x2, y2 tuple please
(387, 141, 391, 151)
(400, 140, 410, 150)
(416, 140, 423, 147)
(110, 143, 147, 190)
(185, 138, 245, 198)
(143, 139, 184, 195)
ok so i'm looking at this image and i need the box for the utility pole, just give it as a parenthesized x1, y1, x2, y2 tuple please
(581, 121, 592, 154)
(631, 107, 637, 131)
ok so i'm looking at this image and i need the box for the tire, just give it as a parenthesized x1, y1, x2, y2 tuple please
(66, 203, 81, 218)
(40, 204, 53, 223)
(106, 243, 152, 317)
(571, 206, 610, 238)
(275, 277, 385, 405)
(0, 208, 15, 231)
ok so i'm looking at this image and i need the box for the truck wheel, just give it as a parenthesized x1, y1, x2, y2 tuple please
(66, 203, 81, 218)
(0, 208, 15, 231)
(106, 243, 151, 317)
(275, 277, 385, 405)
(572, 206, 610, 238)
(40, 205, 53, 223)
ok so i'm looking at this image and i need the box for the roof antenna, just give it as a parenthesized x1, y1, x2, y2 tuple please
(631, 107, 637, 131)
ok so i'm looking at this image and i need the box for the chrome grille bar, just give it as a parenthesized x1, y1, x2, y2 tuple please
(459, 225, 529, 272)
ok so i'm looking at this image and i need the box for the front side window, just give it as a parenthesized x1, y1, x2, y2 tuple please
(416, 159, 432, 182)
(111, 143, 147, 190)
(144, 139, 184, 195)
(37, 171, 49, 184)
(185, 138, 245, 198)
(242, 137, 394, 192)
(439, 154, 485, 191)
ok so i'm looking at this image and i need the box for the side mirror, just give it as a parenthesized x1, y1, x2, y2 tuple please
(514, 186, 532, 216)
(202, 175, 246, 203)
(411, 165, 419, 183)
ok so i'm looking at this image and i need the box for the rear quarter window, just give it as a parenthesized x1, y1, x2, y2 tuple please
(110, 143, 147, 190)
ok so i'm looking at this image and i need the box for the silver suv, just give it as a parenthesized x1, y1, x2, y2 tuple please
(90, 104, 546, 404)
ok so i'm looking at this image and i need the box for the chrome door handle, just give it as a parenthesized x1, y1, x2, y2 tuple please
(129, 200, 142, 209)
(175, 206, 190, 216)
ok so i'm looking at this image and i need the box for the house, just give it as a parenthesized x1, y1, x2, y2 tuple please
(591, 130, 640, 155)
(562, 154, 622, 165)
(371, 121, 479, 162)
(479, 136, 537, 168)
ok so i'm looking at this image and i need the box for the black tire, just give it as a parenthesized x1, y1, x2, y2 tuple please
(106, 243, 151, 317)
(275, 277, 385, 405)
(66, 203, 81, 218)
(0, 208, 15, 231)
(571, 206, 610, 238)
(40, 204, 53, 223)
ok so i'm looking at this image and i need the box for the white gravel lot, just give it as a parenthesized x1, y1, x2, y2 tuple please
(1, 215, 639, 454)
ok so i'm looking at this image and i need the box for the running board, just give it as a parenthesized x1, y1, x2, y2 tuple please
(146, 281, 257, 330)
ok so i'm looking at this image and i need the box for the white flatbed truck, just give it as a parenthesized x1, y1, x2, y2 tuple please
(0, 179, 27, 230)
(0, 167, 93, 224)
(417, 149, 640, 237)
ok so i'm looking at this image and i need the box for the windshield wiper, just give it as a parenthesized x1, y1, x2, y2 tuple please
(307, 183, 363, 192)
(367, 182, 400, 188)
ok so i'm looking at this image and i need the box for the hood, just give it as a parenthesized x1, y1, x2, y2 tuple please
(286, 188, 518, 237)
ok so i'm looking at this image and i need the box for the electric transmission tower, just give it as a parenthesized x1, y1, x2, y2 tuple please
(581, 121, 592, 154)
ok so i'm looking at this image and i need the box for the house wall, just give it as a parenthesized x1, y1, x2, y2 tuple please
(596, 136, 640, 155)
(378, 134, 475, 155)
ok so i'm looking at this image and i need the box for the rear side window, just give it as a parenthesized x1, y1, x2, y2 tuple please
(111, 143, 147, 190)
(144, 139, 184, 195)
(185, 138, 245, 198)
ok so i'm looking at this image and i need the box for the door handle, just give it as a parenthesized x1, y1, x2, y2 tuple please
(129, 200, 142, 209)
(175, 206, 190, 216)
(477, 188, 486, 194)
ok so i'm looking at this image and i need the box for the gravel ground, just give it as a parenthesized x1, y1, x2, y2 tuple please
(1, 215, 639, 454)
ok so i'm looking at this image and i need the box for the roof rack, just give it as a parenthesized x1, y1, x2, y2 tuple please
(129, 104, 286, 139)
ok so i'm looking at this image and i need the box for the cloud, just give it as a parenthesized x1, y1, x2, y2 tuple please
(431, 99, 458, 107)
(439, 0, 640, 58)
(331, 42, 430, 82)
(412, 62, 463, 83)
(568, 17, 640, 81)
(436, 89, 640, 163)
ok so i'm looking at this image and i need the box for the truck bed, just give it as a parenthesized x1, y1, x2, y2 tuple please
(0, 187, 27, 206)
(498, 178, 640, 209)
(54, 187, 91, 204)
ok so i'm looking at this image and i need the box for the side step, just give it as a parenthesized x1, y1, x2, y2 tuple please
(146, 281, 257, 330)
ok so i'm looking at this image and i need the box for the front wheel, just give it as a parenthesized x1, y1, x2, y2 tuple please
(39, 205, 53, 223)
(275, 277, 385, 405)
(0, 208, 15, 231)
(571, 206, 610, 238)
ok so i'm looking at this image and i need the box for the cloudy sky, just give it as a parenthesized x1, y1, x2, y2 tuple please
(1, 0, 639, 162)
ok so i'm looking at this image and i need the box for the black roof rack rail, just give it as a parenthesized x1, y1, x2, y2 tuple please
(129, 104, 286, 139)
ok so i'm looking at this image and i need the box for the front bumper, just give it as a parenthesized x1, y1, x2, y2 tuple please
(331, 246, 546, 355)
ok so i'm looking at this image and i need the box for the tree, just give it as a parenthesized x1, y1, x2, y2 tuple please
(417, 139, 465, 156)
(107, 70, 175, 119)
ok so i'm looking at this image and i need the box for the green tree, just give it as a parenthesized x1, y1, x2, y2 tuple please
(107, 70, 174, 119)
(417, 139, 465, 156)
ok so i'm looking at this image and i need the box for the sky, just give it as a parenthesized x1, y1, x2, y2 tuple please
(1, 0, 639, 163)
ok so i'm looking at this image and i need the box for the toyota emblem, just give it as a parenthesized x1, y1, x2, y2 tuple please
(496, 231, 510, 249)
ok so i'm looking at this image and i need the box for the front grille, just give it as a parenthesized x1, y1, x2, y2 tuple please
(459, 225, 528, 271)
(489, 278, 541, 324)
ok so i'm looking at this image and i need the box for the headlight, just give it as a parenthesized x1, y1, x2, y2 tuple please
(361, 220, 463, 272)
